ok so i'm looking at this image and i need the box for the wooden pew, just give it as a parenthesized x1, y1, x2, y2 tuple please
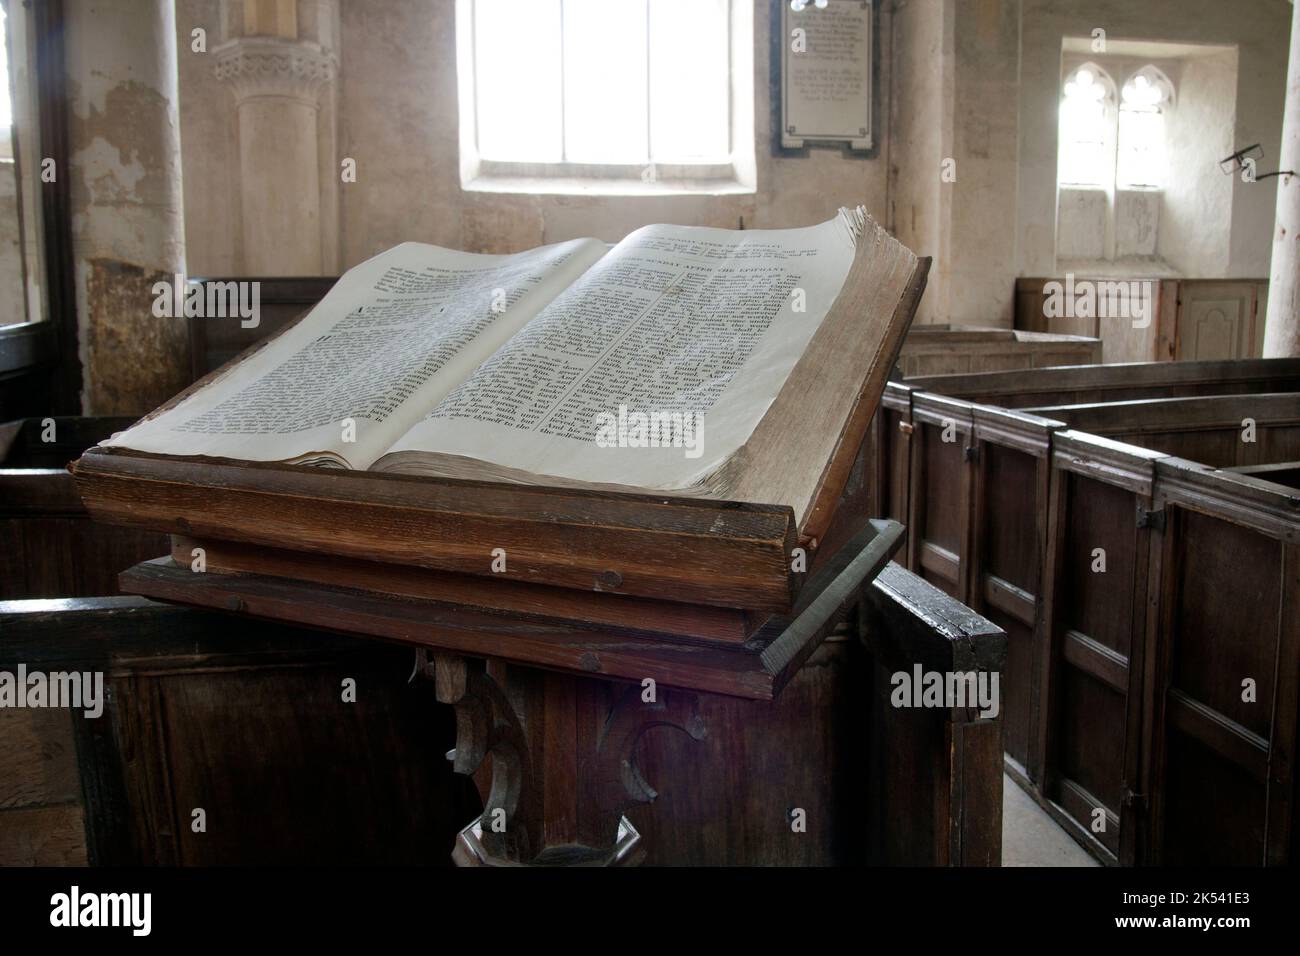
(1015, 277, 1270, 363)
(869, 363, 1300, 865)
(1038, 432, 1166, 863)
(1024, 393, 1300, 468)
(872, 381, 916, 556)
(1039, 444, 1298, 865)
(1, 417, 168, 598)
(1147, 459, 1299, 865)
(896, 325, 1100, 377)
(1225, 461, 1300, 490)
(907, 357, 1300, 409)
(872, 394, 1065, 792)
(0, 565, 1006, 867)
(904, 392, 978, 602)
(969, 406, 1062, 785)
(858, 563, 1006, 866)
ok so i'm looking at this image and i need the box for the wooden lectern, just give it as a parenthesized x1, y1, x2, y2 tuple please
(107, 515, 901, 866)
(64, 253, 1008, 865)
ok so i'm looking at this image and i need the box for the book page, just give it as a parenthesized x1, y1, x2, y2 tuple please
(377, 212, 861, 489)
(101, 238, 608, 468)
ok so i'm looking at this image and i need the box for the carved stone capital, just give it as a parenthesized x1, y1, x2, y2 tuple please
(212, 36, 338, 104)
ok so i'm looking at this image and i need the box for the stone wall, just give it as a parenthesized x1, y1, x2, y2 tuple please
(177, 0, 895, 272)
(169, 0, 1295, 335)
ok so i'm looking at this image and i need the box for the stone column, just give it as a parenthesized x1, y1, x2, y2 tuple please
(65, 0, 189, 414)
(1264, 0, 1300, 357)
(213, 17, 338, 275)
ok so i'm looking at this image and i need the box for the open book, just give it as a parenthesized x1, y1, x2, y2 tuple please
(103, 208, 920, 527)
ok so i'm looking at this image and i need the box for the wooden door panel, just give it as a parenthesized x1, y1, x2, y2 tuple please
(1061, 475, 1137, 659)
(1176, 282, 1261, 361)
(1042, 459, 1152, 864)
(979, 443, 1042, 772)
(1171, 513, 1280, 738)
(1152, 507, 1285, 864)
(1161, 732, 1266, 865)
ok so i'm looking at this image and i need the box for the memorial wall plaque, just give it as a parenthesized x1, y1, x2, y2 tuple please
(779, 0, 874, 153)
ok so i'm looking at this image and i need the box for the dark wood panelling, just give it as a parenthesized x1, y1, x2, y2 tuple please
(976, 443, 1042, 771)
(1148, 467, 1298, 867)
(1171, 512, 1280, 739)
(911, 396, 975, 602)
(1027, 393, 1300, 469)
(3, 561, 1007, 867)
(629, 637, 868, 866)
(1161, 732, 1265, 866)
(1, 417, 170, 597)
(869, 358, 1299, 866)
(990, 608, 1032, 770)
(1056, 667, 1126, 822)
(1060, 474, 1137, 660)
(921, 425, 965, 558)
(907, 357, 1300, 409)
(982, 445, 1039, 589)
(0, 516, 169, 598)
(152, 663, 469, 865)
(1, 597, 482, 865)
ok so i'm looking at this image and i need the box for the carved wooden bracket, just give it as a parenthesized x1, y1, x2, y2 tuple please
(414, 651, 538, 861)
(416, 650, 705, 866)
(593, 683, 708, 821)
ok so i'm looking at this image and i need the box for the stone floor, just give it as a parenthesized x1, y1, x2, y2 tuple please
(1001, 774, 1100, 867)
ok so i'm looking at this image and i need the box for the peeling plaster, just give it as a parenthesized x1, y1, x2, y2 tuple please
(79, 258, 189, 415)
(68, 79, 185, 243)
(65, 2, 188, 414)
(73, 136, 148, 205)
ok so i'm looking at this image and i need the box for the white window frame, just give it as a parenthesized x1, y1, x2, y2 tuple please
(1057, 61, 1117, 189)
(454, 0, 755, 196)
(1058, 57, 1175, 193)
(1057, 55, 1178, 262)
(1115, 65, 1174, 189)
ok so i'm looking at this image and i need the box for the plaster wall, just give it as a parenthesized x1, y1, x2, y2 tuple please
(179, 0, 896, 273)
(1018, 0, 1290, 280)
(1158, 48, 1237, 276)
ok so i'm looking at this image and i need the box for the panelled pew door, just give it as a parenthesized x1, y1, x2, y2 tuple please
(878, 384, 916, 564)
(897, 400, 1059, 793)
(1148, 463, 1300, 866)
(967, 410, 1060, 788)
(1039, 437, 1166, 865)
(907, 395, 977, 602)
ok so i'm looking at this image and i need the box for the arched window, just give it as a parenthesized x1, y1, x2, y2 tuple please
(1117, 66, 1174, 188)
(1058, 63, 1116, 187)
